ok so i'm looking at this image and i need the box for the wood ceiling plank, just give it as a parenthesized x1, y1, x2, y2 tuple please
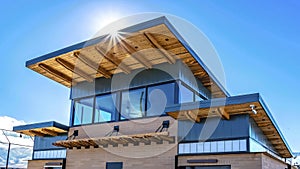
(41, 128, 58, 136)
(55, 58, 93, 82)
(38, 63, 75, 85)
(119, 39, 152, 69)
(95, 45, 131, 74)
(144, 32, 176, 64)
(73, 51, 112, 78)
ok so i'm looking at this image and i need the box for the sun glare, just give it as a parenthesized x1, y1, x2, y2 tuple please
(90, 10, 123, 36)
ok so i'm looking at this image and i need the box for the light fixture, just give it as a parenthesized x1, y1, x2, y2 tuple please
(66, 130, 78, 140)
(105, 126, 120, 137)
(250, 105, 257, 114)
(113, 125, 120, 133)
(156, 120, 170, 132)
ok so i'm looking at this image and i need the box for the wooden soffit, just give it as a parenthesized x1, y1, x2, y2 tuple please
(13, 121, 69, 137)
(26, 17, 227, 98)
(166, 93, 292, 158)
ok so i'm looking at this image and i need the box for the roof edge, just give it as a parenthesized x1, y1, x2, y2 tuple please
(25, 16, 168, 68)
(165, 93, 293, 157)
(13, 121, 69, 132)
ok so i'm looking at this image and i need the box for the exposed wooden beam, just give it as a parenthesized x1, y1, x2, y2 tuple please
(41, 128, 58, 136)
(70, 141, 82, 148)
(95, 46, 131, 74)
(28, 130, 45, 137)
(121, 137, 139, 146)
(38, 63, 76, 85)
(97, 138, 116, 147)
(148, 136, 163, 144)
(186, 110, 201, 123)
(77, 140, 90, 147)
(159, 135, 176, 143)
(136, 138, 151, 145)
(144, 32, 176, 64)
(93, 139, 108, 147)
(119, 40, 152, 69)
(87, 139, 98, 147)
(217, 108, 230, 120)
(55, 58, 94, 82)
(73, 51, 112, 78)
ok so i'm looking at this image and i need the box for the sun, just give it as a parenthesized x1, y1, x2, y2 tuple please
(90, 10, 123, 36)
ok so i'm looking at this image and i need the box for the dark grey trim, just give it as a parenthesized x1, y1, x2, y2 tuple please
(187, 159, 218, 163)
(165, 93, 259, 113)
(258, 95, 293, 156)
(33, 147, 66, 151)
(13, 121, 69, 132)
(179, 136, 249, 144)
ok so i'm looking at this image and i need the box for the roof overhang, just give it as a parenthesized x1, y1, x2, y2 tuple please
(166, 93, 293, 158)
(13, 121, 69, 137)
(25, 16, 228, 98)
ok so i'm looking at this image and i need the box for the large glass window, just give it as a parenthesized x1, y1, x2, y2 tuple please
(195, 93, 203, 101)
(95, 93, 117, 123)
(73, 97, 94, 125)
(71, 81, 202, 125)
(179, 83, 194, 103)
(147, 83, 175, 117)
(121, 88, 146, 119)
(178, 139, 247, 154)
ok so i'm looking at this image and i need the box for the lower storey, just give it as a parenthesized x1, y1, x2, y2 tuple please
(177, 153, 289, 169)
(27, 159, 64, 169)
(27, 151, 290, 169)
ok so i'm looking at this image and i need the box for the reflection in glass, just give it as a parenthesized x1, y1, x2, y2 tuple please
(217, 141, 225, 152)
(225, 140, 233, 152)
(232, 140, 240, 151)
(121, 88, 146, 119)
(95, 93, 116, 123)
(179, 83, 194, 103)
(183, 143, 190, 154)
(195, 93, 203, 101)
(73, 97, 94, 125)
(147, 83, 175, 117)
(190, 143, 197, 153)
(204, 142, 211, 152)
(240, 139, 247, 151)
(211, 141, 217, 152)
(197, 142, 204, 153)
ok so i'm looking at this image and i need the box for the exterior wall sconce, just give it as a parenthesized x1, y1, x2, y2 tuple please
(105, 125, 120, 136)
(156, 120, 170, 132)
(66, 130, 78, 140)
(250, 105, 257, 114)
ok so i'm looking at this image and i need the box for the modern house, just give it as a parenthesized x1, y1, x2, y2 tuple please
(13, 16, 294, 169)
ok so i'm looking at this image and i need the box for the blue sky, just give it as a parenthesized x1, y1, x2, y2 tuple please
(0, 0, 299, 151)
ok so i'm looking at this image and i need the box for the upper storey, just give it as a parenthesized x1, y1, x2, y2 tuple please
(25, 16, 228, 98)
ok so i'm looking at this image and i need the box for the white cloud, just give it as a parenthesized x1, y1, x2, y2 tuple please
(0, 116, 25, 130)
(0, 116, 32, 168)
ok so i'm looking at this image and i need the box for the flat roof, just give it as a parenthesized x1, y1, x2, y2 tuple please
(13, 121, 69, 137)
(166, 93, 293, 158)
(25, 16, 228, 98)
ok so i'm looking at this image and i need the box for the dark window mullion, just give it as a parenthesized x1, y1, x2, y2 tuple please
(145, 87, 148, 117)
(92, 96, 96, 124)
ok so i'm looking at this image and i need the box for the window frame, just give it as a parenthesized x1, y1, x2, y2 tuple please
(94, 92, 118, 124)
(72, 96, 95, 126)
(71, 80, 206, 126)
